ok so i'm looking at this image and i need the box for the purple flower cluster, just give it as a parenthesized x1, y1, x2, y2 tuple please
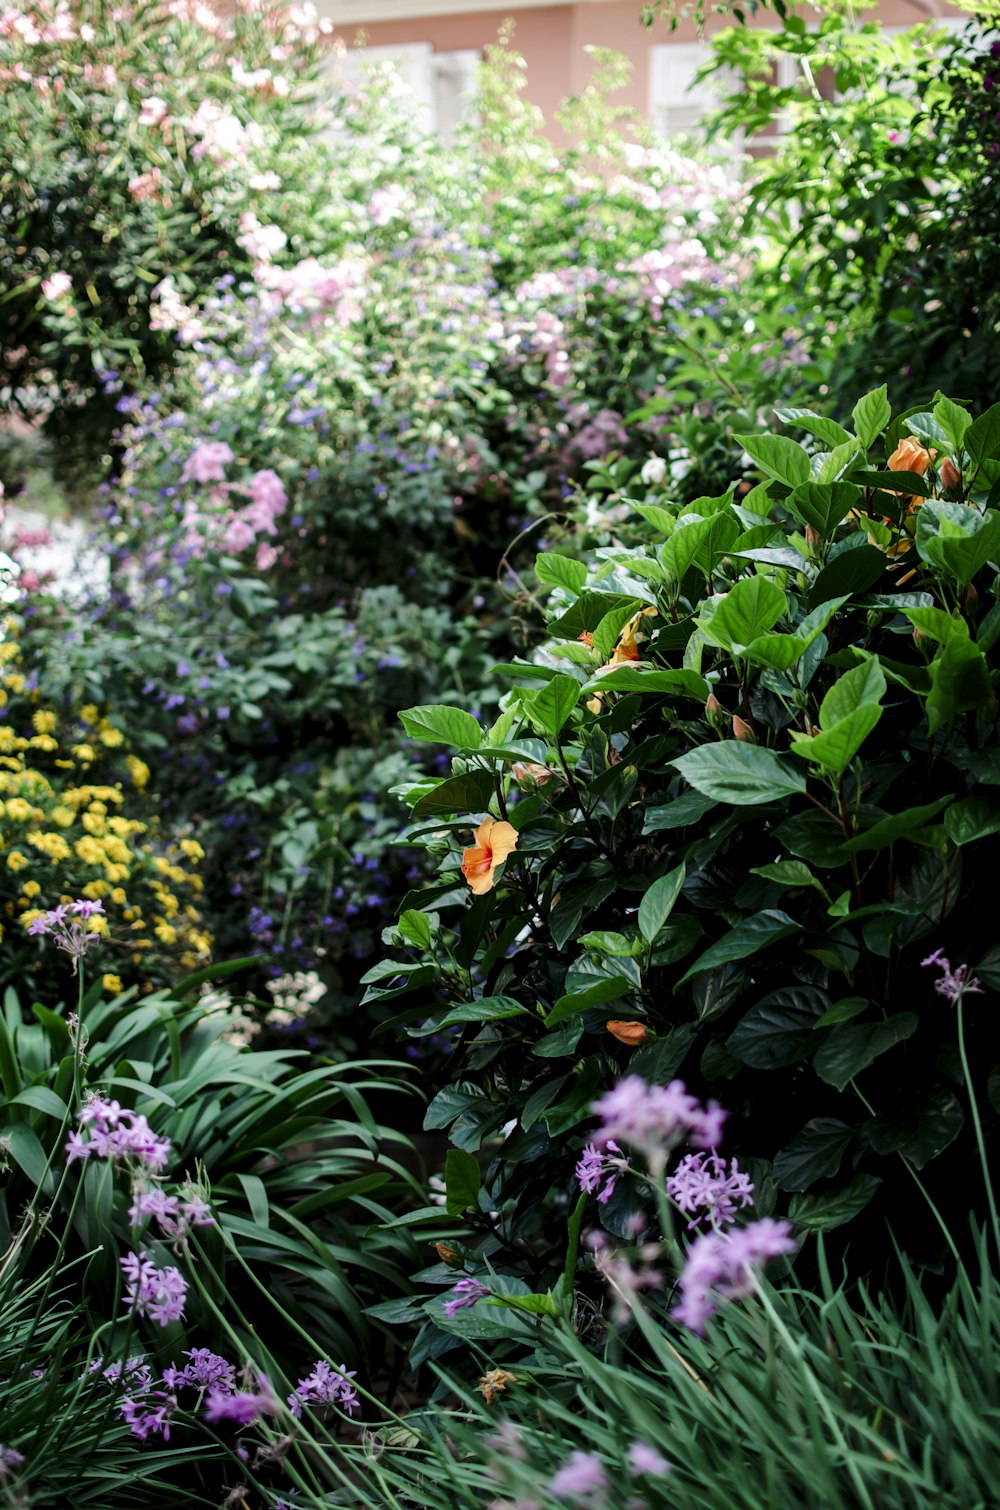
(66, 1097, 172, 1173)
(162, 1348, 235, 1393)
(921, 948, 983, 1006)
(591, 1075, 726, 1153)
(0, 1444, 25, 1480)
(671, 1218, 797, 1334)
(26, 899, 106, 970)
(120, 1250, 188, 1326)
(288, 1359, 359, 1418)
(575, 1139, 630, 1204)
(128, 1186, 214, 1239)
(443, 1277, 491, 1317)
(666, 1151, 755, 1231)
(204, 1374, 281, 1426)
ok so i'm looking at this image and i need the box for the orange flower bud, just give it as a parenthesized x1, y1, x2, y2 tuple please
(606, 1020, 649, 1045)
(732, 715, 756, 743)
(705, 692, 721, 717)
(804, 524, 821, 551)
(435, 1243, 461, 1266)
(511, 761, 555, 789)
(887, 436, 932, 476)
(940, 457, 962, 493)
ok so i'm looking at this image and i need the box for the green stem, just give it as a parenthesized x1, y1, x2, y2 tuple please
(957, 997, 1000, 1265)
(559, 1192, 587, 1306)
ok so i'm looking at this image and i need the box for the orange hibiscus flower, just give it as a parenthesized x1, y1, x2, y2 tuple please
(461, 818, 518, 895)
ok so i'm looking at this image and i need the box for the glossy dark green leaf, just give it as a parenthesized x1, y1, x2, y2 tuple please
(672, 742, 806, 805)
(737, 432, 812, 487)
(680, 910, 800, 985)
(808, 544, 886, 608)
(399, 703, 482, 749)
(773, 1118, 855, 1192)
(852, 386, 891, 449)
(789, 1173, 883, 1233)
(944, 794, 1000, 846)
(445, 1148, 481, 1216)
(411, 769, 494, 817)
(437, 996, 527, 1030)
(843, 798, 952, 851)
(727, 986, 829, 1069)
(813, 1013, 918, 1092)
(637, 863, 686, 944)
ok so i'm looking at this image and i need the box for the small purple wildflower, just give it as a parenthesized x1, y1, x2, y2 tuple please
(119, 1390, 176, 1441)
(0, 1445, 25, 1479)
(591, 1076, 726, 1153)
(443, 1277, 490, 1317)
(163, 1349, 235, 1394)
(549, 1449, 608, 1498)
(628, 1440, 670, 1477)
(120, 1251, 188, 1326)
(129, 1186, 213, 1238)
(666, 1151, 754, 1230)
(575, 1140, 630, 1204)
(288, 1360, 359, 1418)
(671, 1218, 796, 1334)
(921, 949, 983, 1006)
(204, 1375, 280, 1426)
(68, 1098, 171, 1173)
(88, 1355, 153, 1392)
(26, 900, 105, 970)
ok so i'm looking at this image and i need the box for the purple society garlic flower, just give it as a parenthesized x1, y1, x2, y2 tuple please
(288, 1360, 359, 1418)
(921, 949, 983, 1006)
(163, 1349, 235, 1394)
(120, 1251, 188, 1326)
(628, 1440, 670, 1478)
(119, 1390, 176, 1441)
(591, 1076, 726, 1153)
(27, 900, 105, 970)
(549, 1449, 609, 1499)
(129, 1186, 214, 1239)
(443, 1277, 491, 1317)
(68, 1098, 171, 1173)
(666, 1151, 755, 1231)
(575, 1140, 630, 1204)
(0, 1445, 25, 1479)
(204, 1374, 280, 1426)
(671, 1218, 796, 1334)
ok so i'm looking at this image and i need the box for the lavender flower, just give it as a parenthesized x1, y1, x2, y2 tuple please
(26, 900, 105, 970)
(666, 1151, 754, 1230)
(88, 1355, 153, 1392)
(119, 1391, 176, 1441)
(671, 1218, 796, 1333)
(163, 1348, 235, 1394)
(288, 1360, 359, 1418)
(204, 1375, 280, 1426)
(0, 1445, 25, 1479)
(575, 1140, 630, 1204)
(68, 1097, 172, 1173)
(921, 949, 983, 1006)
(129, 1186, 214, 1238)
(628, 1440, 670, 1477)
(120, 1251, 188, 1326)
(549, 1449, 608, 1498)
(443, 1277, 490, 1317)
(591, 1076, 726, 1153)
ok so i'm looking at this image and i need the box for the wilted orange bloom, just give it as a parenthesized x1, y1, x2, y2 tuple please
(479, 1368, 518, 1405)
(888, 437, 932, 476)
(461, 818, 518, 895)
(578, 630, 595, 648)
(607, 1020, 649, 1045)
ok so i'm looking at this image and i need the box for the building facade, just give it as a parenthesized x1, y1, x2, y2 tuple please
(315, 0, 964, 145)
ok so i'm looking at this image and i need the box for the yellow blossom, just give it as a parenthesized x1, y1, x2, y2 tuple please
(6, 851, 29, 872)
(82, 880, 110, 900)
(180, 839, 204, 861)
(4, 673, 25, 693)
(154, 922, 177, 945)
(111, 887, 127, 905)
(126, 755, 150, 789)
(51, 806, 75, 827)
(102, 974, 123, 995)
(31, 710, 57, 736)
(21, 880, 41, 899)
(98, 722, 125, 747)
(71, 744, 96, 764)
(27, 831, 72, 862)
(80, 704, 99, 725)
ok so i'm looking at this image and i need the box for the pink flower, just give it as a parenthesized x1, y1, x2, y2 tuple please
(41, 272, 72, 301)
(222, 518, 256, 553)
(549, 1450, 608, 1499)
(139, 95, 169, 128)
(128, 168, 164, 203)
(181, 442, 234, 485)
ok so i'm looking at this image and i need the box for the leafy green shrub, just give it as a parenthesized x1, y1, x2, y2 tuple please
(0, 0, 337, 475)
(377, 385, 1000, 1273)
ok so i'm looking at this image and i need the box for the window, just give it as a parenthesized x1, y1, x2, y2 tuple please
(334, 42, 479, 143)
(648, 42, 719, 141)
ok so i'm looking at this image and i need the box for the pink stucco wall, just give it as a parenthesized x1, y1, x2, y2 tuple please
(330, 0, 963, 139)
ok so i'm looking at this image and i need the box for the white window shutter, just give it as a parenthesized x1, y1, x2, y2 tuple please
(649, 42, 717, 140)
(433, 49, 480, 146)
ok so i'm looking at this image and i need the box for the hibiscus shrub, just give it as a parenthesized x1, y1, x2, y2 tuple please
(375, 386, 1000, 1305)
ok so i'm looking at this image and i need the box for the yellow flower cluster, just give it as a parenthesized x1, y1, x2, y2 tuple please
(0, 618, 212, 991)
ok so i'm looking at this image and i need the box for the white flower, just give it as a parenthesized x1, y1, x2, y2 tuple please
(640, 456, 667, 487)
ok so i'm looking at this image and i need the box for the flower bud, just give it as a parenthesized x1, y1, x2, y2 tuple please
(962, 581, 979, 611)
(704, 691, 727, 735)
(732, 714, 756, 743)
(511, 761, 555, 789)
(804, 524, 821, 552)
(606, 1020, 649, 1045)
(940, 456, 962, 493)
(435, 1242, 462, 1267)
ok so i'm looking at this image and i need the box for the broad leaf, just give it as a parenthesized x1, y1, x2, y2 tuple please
(789, 1174, 882, 1233)
(785, 481, 862, 536)
(808, 543, 886, 607)
(523, 674, 580, 739)
(400, 704, 482, 749)
(737, 433, 812, 487)
(679, 910, 800, 984)
(813, 1013, 918, 1092)
(672, 743, 806, 805)
(916, 500, 1000, 586)
(965, 400, 1000, 470)
(637, 864, 686, 944)
(727, 986, 829, 1069)
(412, 770, 494, 817)
(773, 1118, 854, 1192)
(445, 1148, 481, 1216)
(437, 996, 527, 1029)
(852, 386, 891, 449)
(534, 552, 587, 592)
(699, 574, 787, 652)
